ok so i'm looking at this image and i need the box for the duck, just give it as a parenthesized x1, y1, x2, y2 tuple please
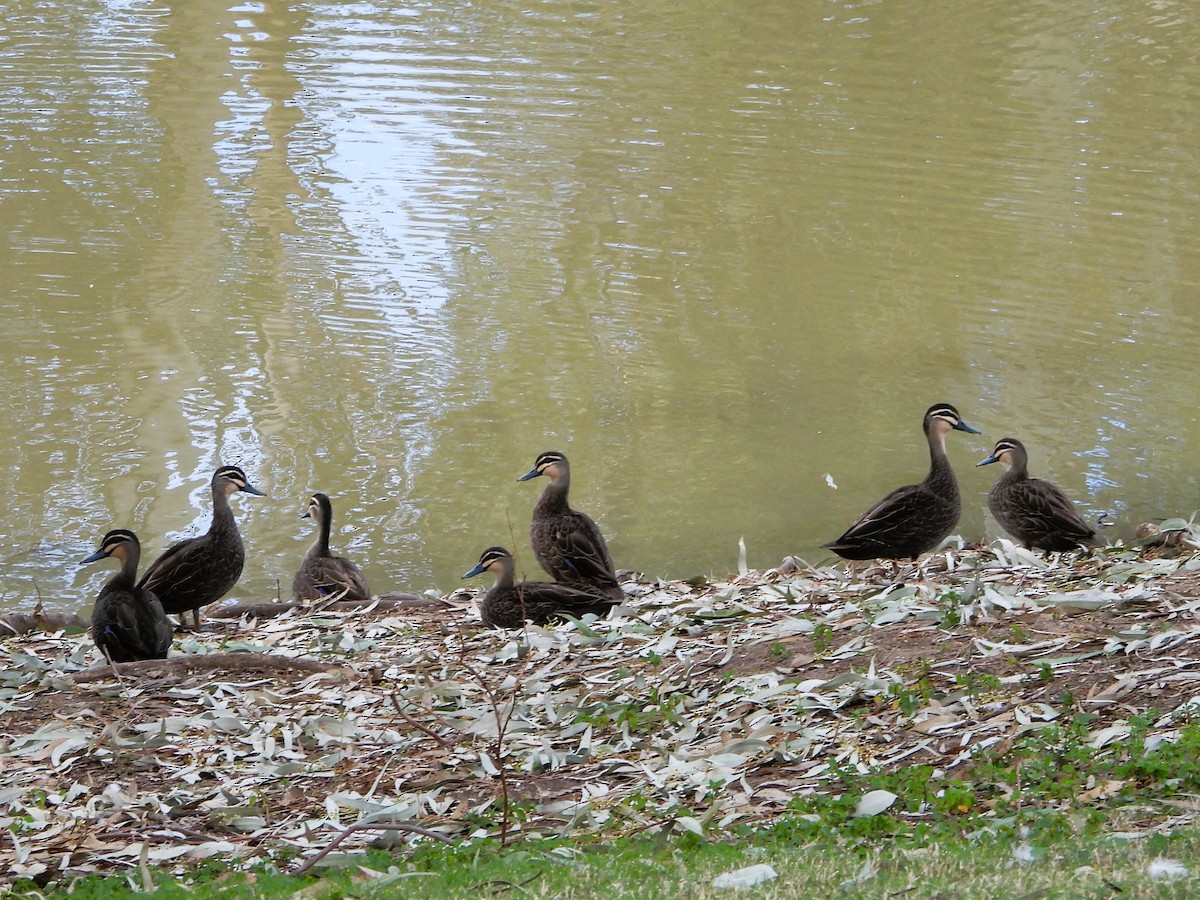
(462, 546, 621, 629)
(292, 492, 371, 602)
(138, 465, 265, 627)
(824, 403, 981, 561)
(977, 437, 1098, 552)
(518, 451, 624, 600)
(81, 529, 173, 663)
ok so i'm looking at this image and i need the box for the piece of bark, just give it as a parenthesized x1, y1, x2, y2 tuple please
(0, 611, 88, 637)
(206, 593, 448, 620)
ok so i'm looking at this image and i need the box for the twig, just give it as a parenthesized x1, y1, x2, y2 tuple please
(102, 644, 125, 684)
(150, 816, 224, 844)
(389, 692, 454, 748)
(293, 822, 453, 876)
(461, 654, 517, 843)
(138, 841, 153, 893)
(476, 872, 542, 895)
(455, 618, 524, 846)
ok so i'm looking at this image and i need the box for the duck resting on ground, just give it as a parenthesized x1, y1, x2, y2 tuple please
(518, 450, 624, 600)
(81, 529, 173, 663)
(824, 403, 981, 562)
(462, 546, 621, 629)
(138, 464, 265, 627)
(977, 437, 1098, 552)
(292, 492, 371, 602)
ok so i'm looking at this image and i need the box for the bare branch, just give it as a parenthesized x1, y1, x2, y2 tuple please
(293, 822, 454, 876)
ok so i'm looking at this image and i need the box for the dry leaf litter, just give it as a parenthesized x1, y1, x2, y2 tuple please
(4, 539, 1200, 884)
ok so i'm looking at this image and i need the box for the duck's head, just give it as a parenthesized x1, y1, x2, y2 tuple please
(924, 403, 981, 438)
(80, 528, 140, 565)
(977, 437, 1025, 468)
(518, 451, 569, 483)
(302, 492, 333, 522)
(214, 465, 266, 498)
(463, 546, 513, 579)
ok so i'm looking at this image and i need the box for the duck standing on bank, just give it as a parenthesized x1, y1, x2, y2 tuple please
(463, 546, 622, 628)
(81, 529, 173, 663)
(977, 437, 1098, 552)
(138, 465, 265, 627)
(518, 450, 624, 600)
(825, 403, 981, 561)
(292, 492, 371, 602)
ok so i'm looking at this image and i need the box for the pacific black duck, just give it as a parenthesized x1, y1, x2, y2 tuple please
(292, 492, 371, 602)
(81, 529, 172, 663)
(138, 465, 264, 627)
(463, 546, 621, 629)
(977, 437, 1098, 552)
(518, 451, 624, 600)
(824, 403, 981, 561)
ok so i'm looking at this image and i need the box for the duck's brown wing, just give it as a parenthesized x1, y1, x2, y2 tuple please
(293, 554, 371, 602)
(551, 512, 621, 592)
(998, 479, 1097, 551)
(825, 483, 954, 559)
(93, 589, 172, 662)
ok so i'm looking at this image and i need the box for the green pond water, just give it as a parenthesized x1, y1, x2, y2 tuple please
(3, 0, 1200, 610)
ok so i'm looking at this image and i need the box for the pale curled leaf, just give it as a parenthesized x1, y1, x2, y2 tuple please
(674, 815, 704, 836)
(712, 864, 777, 889)
(839, 857, 877, 889)
(1148, 858, 1189, 880)
(854, 789, 897, 817)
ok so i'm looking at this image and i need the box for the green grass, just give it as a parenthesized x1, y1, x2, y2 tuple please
(25, 828, 1200, 899)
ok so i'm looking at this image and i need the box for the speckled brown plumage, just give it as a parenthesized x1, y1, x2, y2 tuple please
(138, 465, 264, 626)
(519, 451, 624, 600)
(82, 529, 172, 663)
(463, 546, 620, 629)
(824, 403, 981, 561)
(978, 437, 1098, 552)
(292, 492, 371, 602)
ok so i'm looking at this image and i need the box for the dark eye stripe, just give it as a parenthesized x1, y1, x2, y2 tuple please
(216, 465, 249, 483)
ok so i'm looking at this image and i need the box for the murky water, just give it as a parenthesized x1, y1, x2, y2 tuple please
(4, 0, 1200, 611)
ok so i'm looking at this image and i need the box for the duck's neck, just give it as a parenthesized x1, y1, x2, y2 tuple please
(209, 486, 239, 537)
(309, 513, 332, 557)
(535, 476, 571, 515)
(493, 560, 517, 591)
(925, 428, 960, 498)
(997, 453, 1030, 486)
(109, 547, 141, 592)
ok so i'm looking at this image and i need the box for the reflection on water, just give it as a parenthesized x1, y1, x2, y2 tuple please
(3, 0, 1200, 611)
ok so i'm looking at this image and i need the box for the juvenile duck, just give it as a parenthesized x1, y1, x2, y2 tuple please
(977, 437, 1098, 552)
(463, 546, 621, 629)
(292, 492, 371, 602)
(518, 451, 624, 600)
(138, 465, 265, 627)
(825, 403, 981, 561)
(81, 529, 172, 663)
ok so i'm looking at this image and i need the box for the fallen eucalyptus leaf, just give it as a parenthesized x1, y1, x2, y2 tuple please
(854, 789, 897, 817)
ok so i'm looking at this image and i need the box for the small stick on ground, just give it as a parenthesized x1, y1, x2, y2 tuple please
(293, 822, 454, 876)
